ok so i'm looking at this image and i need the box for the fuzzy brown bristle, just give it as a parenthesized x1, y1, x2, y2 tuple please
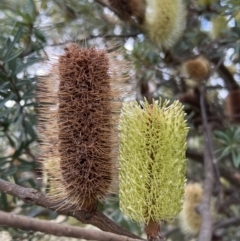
(225, 89, 240, 123)
(183, 57, 210, 81)
(38, 43, 126, 211)
(109, 0, 146, 23)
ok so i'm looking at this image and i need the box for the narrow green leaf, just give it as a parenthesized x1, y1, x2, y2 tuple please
(27, 0, 37, 22)
(3, 166, 18, 176)
(12, 104, 20, 123)
(34, 28, 46, 42)
(0, 94, 15, 109)
(217, 146, 231, 161)
(232, 151, 240, 168)
(24, 119, 36, 139)
(4, 27, 23, 61)
(214, 130, 231, 144)
(16, 79, 31, 87)
(6, 133, 16, 148)
(18, 164, 34, 172)
(0, 108, 13, 118)
(0, 38, 11, 58)
(12, 57, 41, 76)
(0, 81, 10, 90)
(3, 49, 24, 64)
(0, 192, 9, 210)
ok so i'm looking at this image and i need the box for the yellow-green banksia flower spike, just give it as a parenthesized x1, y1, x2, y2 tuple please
(119, 99, 189, 240)
(179, 183, 203, 235)
(142, 0, 186, 49)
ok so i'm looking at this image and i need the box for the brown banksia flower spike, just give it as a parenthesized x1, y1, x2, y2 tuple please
(179, 183, 203, 235)
(108, 0, 146, 24)
(225, 89, 240, 124)
(182, 56, 211, 82)
(38, 43, 127, 212)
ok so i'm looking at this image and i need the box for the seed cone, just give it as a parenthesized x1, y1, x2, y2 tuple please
(183, 57, 211, 81)
(225, 89, 240, 124)
(38, 43, 126, 211)
(109, 0, 146, 23)
(142, 0, 186, 48)
(179, 183, 203, 235)
(119, 99, 188, 238)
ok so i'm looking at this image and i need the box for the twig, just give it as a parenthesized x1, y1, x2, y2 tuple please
(94, 0, 115, 13)
(0, 178, 142, 240)
(23, 33, 139, 57)
(163, 227, 179, 238)
(186, 150, 240, 187)
(213, 217, 240, 231)
(211, 57, 239, 91)
(0, 210, 142, 241)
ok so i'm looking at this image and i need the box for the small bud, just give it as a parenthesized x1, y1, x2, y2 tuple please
(182, 56, 211, 82)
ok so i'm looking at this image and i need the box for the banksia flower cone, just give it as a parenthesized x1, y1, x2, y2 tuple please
(225, 89, 240, 123)
(179, 183, 203, 235)
(210, 15, 228, 40)
(119, 99, 188, 239)
(38, 43, 126, 212)
(142, 0, 186, 48)
(183, 57, 211, 82)
(108, 0, 146, 24)
(198, 0, 217, 7)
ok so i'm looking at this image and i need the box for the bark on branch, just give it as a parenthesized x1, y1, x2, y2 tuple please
(186, 150, 240, 187)
(197, 87, 215, 241)
(213, 216, 240, 231)
(0, 210, 142, 241)
(0, 178, 142, 240)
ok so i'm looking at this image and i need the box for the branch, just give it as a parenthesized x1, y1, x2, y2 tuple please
(211, 57, 239, 91)
(197, 87, 215, 241)
(0, 178, 142, 240)
(213, 217, 240, 231)
(94, 0, 111, 10)
(23, 33, 139, 57)
(0, 210, 141, 241)
(186, 150, 240, 187)
(94, 0, 122, 20)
